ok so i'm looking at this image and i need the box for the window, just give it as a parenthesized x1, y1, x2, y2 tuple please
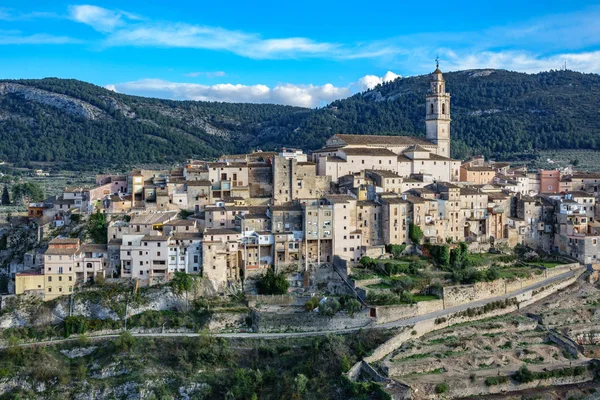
(442, 103, 446, 114)
(48, 276, 52, 282)
(58, 267, 63, 274)
(430, 103, 434, 114)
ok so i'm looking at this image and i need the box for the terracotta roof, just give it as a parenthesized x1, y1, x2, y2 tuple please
(49, 238, 80, 245)
(45, 248, 78, 256)
(334, 134, 433, 147)
(16, 270, 42, 276)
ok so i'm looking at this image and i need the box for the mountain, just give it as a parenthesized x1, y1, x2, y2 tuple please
(1, 69, 599, 169)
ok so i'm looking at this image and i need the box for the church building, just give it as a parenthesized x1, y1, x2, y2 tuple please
(312, 66, 460, 183)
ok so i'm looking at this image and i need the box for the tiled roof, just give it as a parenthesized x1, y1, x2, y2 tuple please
(49, 238, 80, 245)
(326, 156, 346, 162)
(204, 228, 241, 235)
(141, 235, 170, 241)
(335, 134, 433, 147)
(45, 248, 78, 255)
(80, 244, 108, 252)
(164, 219, 197, 226)
(171, 233, 202, 240)
(342, 147, 398, 157)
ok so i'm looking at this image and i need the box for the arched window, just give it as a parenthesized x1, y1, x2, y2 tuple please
(430, 103, 434, 114)
(442, 103, 446, 114)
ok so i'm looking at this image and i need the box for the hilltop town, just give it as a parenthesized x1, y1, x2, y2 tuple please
(1, 68, 599, 399)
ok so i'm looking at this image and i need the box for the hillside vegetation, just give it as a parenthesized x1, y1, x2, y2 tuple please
(1, 69, 599, 169)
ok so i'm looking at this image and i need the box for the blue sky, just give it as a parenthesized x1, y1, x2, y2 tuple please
(2, 1, 600, 106)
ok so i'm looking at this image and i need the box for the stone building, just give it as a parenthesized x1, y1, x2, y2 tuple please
(312, 67, 460, 183)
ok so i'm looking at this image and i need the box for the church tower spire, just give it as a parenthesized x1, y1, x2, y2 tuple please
(425, 61, 451, 158)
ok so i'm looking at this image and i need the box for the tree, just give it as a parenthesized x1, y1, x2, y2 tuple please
(408, 223, 424, 244)
(344, 298, 362, 317)
(391, 276, 414, 294)
(513, 366, 534, 383)
(257, 267, 289, 295)
(11, 182, 45, 204)
(86, 210, 107, 244)
(1, 185, 9, 205)
(171, 272, 194, 308)
(439, 245, 450, 268)
(319, 298, 341, 316)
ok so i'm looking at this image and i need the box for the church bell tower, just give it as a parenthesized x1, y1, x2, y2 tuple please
(425, 60, 451, 158)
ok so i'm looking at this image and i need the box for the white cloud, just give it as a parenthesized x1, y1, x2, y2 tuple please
(68, 5, 139, 33)
(357, 71, 401, 91)
(104, 23, 338, 59)
(108, 79, 352, 107)
(441, 49, 600, 74)
(0, 33, 82, 45)
(104, 84, 118, 92)
(0, 8, 60, 21)
(184, 71, 227, 78)
(107, 71, 402, 107)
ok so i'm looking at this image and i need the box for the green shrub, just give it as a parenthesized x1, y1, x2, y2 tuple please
(435, 383, 448, 393)
(115, 331, 135, 352)
(485, 376, 509, 386)
(257, 267, 289, 295)
(319, 298, 341, 316)
(513, 365, 534, 383)
(304, 297, 320, 311)
(344, 298, 362, 317)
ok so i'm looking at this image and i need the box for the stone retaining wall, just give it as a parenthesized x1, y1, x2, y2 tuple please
(435, 365, 595, 399)
(247, 294, 301, 307)
(252, 309, 372, 333)
(443, 263, 579, 308)
(363, 268, 584, 365)
(373, 300, 444, 325)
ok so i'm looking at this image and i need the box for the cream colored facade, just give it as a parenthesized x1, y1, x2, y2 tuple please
(313, 68, 459, 184)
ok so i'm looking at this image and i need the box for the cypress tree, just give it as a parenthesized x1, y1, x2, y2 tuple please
(1, 185, 9, 206)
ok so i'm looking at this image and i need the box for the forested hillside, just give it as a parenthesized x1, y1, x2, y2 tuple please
(0, 69, 599, 169)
